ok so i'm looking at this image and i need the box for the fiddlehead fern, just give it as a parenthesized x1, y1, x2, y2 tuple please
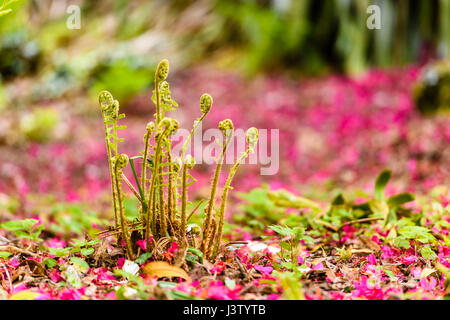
(180, 93, 213, 166)
(99, 90, 126, 231)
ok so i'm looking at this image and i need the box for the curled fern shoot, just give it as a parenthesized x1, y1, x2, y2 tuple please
(99, 91, 126, 231)
(180, 93, 213, 166)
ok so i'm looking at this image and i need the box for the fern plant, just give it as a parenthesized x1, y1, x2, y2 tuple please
(99, 59, 259, 263)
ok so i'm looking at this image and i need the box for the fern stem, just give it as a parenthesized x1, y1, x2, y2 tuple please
(114, 157, 134, 260)
(201, 125, 233, 256)
(102, 115, 119, 230)
(211, 149, 250, 260)
(181, 164, 188, 246)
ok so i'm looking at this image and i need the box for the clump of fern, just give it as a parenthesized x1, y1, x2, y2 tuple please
(99, 59, 258, 263)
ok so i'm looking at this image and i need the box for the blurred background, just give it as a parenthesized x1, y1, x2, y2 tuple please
(0, 0, 449, 209)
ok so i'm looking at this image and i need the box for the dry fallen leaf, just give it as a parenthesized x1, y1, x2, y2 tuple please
(420, 268, 437, 279)
(350, 249, 373, 254)
(359, 235, 381, 253)
(143, 261, 191, 282)
(19, 260, 46, 277)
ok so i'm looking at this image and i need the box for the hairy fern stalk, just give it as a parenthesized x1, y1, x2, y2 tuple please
(99, 59, 259, 263)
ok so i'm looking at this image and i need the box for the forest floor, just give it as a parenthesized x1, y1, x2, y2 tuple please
(0, 65, 449, 300)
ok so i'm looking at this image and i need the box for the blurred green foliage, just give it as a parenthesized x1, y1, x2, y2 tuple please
(49, 203, 108, 237)
(234, 186, 285, 231)
(414, 59, 450, 114)
(214, 0, 450, 75)
(1, 0, 449, 112)
(0, 84, 6, 111)
(88, 57, 155, 105)
(2, 0, 449, 77)
(0, 30, 41, 79)
(0, 218, 43, 241)
(0, 0, 18, 18)
(19, 107, 60, 143)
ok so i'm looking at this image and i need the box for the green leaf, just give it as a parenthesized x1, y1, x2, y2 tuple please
(225, 279, 236, 290)
(398, 226, 436, 244)
(135, 252, 152, 265)
(0, 252, 12, 259)
(80, 247, 94, 256)
(279, 242, 291, 251)
(273, 271, 305, 300)
(1, 219, 39, 232)
(185, 254, 199, 263)
(70, 239, 85, 247)
(157, 281, 177, 289)
(187, 247, 203, 264)
(70, 257, 90, 270)
(300, 235, 314, 245)
(435, 220, 450, 229)
(374, 170, 391, 201)
(368, 199, 389, 217)
(421, 246, 438, 260)
(267, 190, 321, 211)
(269, 225, 295, 237)
(393, 236, 410, 249)
(168, 290, 202, 300)
(48, 247, 71, 257)
(128, 156, 144, 200)
(387, 193, 415, 207)
(383, 269, 398, 281)
(86, 239, 100, 246)
(42, 258, 58, 268)
(331, 194, 345, 206)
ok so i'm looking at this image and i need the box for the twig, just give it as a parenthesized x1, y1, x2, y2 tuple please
(121, 173, 142, 202)
(350, 249, 373, 254)
(225, 241, 248, 247)
(97, 227, 145, 239)
(0, 245, 37, 257)
(338, 217, 383, 230)
(431, 230, 445, 241)
(234, 253, 251, 281)
(0, 262, 12, 293)
(315, 220, 338, 232)
(187, 200, 205, 222)
(0, 235, 11, 245)
(95, 221, 142, 235)
(316, 217, 383, 232)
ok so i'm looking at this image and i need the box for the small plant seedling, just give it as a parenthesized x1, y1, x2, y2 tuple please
(368, 169, 415, 224)
(0, 219, 43, 242)
(268, 225, 314, 269)
(335, 246, 352, 261)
